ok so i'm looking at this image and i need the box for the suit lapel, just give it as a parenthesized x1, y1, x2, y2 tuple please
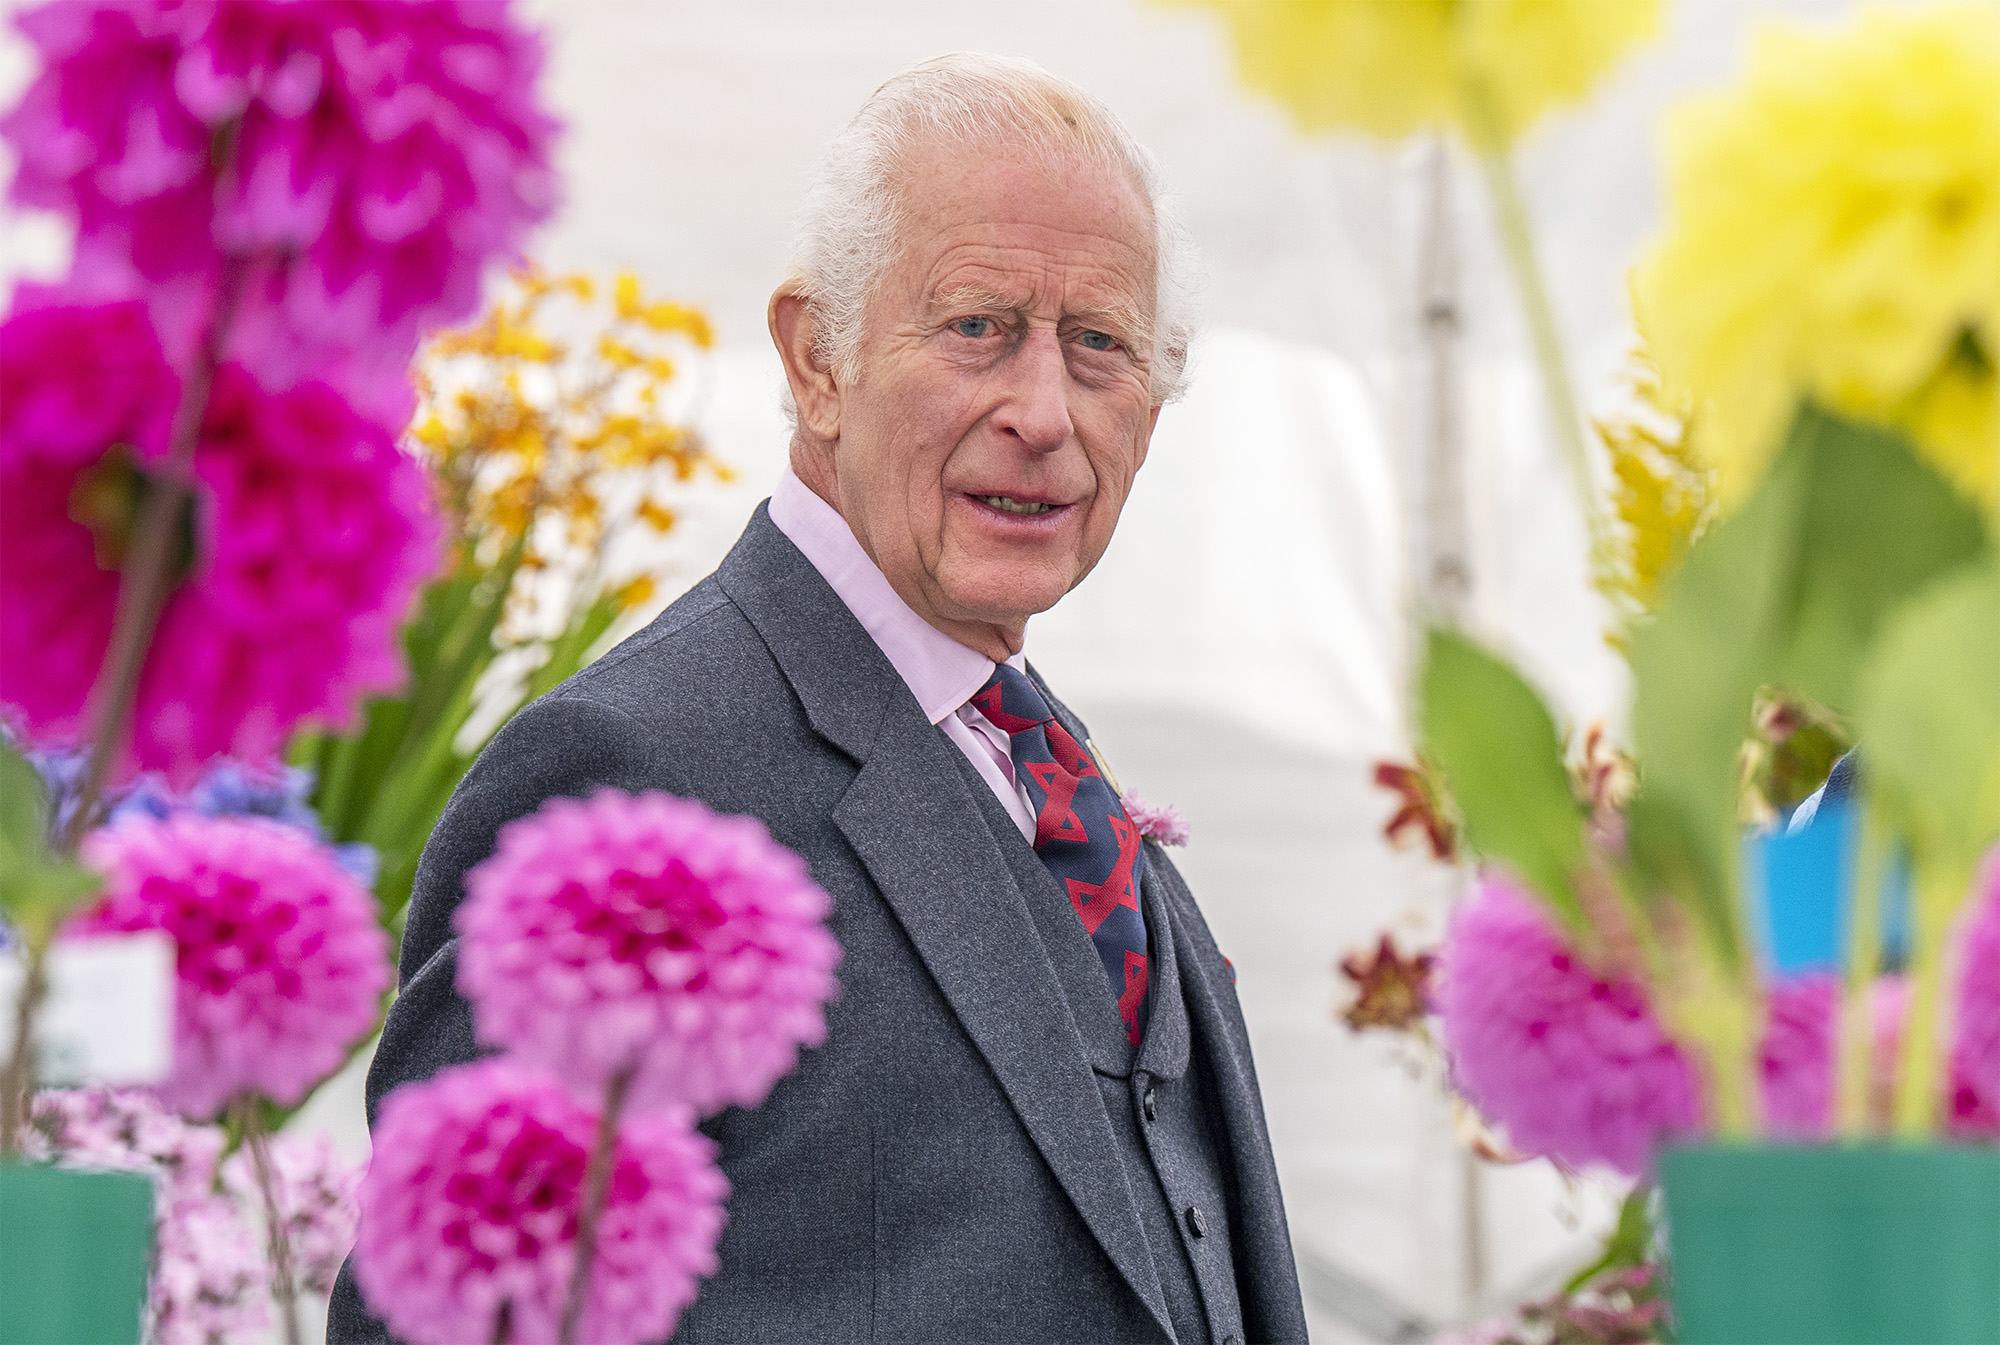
(718, 507, 1174, 1337)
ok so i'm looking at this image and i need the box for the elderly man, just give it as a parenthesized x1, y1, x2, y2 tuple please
(332, 53, 1307, 1345)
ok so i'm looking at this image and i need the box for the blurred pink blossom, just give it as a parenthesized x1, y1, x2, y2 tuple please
(1123, 792, 1190, 847)
(458, 789, 842, 1116)
(222, 1130, 364, 1295)
(28, 1086, 269, 1345)
(1760, 972, 1838, 1139)
(354, 1059, 726, 1345)
(2, 0, 559, 414)
(1436, 876, 1702, 1177)
(0, 301, 440, 782)
(73, 814, 391, 1117)
(1951, 862, 2000, 1134)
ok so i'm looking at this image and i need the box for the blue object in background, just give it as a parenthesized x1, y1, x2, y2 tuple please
(1754, 797, 1855, 974)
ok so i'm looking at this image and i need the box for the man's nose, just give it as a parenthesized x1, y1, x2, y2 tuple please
(993, 328, 1074, 453)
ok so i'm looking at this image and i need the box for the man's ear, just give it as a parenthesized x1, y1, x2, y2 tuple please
(769, 287, 841, 442)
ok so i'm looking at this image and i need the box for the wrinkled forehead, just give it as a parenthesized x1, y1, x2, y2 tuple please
(888, 136, 1159, 316)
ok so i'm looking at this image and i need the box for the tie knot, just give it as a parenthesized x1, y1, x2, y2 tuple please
(971, 662, 1053, 738)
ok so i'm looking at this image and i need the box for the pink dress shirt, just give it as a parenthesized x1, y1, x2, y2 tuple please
(767, 469, 1038, 842)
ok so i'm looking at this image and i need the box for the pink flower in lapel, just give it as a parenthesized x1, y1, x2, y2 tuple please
(1121, 792, 1190, 847)
(457, 788, 842, 1117)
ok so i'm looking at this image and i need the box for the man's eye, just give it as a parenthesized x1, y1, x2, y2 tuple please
(952, 316, 995, 338)
(1078, 330, 1118, 352)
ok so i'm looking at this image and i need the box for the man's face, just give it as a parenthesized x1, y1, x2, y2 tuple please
(797, 141, 1162, 656)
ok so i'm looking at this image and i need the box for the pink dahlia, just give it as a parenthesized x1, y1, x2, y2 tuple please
(1951, 861, 2000, 1134)
(354, 1060, 726, 1345)
(459, 789, 842, 1117)
(3, 0, 559, 412)
(0, 301, 441, 782)
(1123, 792, 1191, 847)
(1436, 876, 1702, 1176)
(72, 814, 391, 1117)
(1759, 973, 1838, 1139)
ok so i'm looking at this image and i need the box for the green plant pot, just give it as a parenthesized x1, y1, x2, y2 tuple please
(0, 1162, 153, 1345)
(1661, 1143, 2000, 1344)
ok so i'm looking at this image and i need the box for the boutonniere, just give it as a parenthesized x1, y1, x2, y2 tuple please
(1121, 792, 1189, 847)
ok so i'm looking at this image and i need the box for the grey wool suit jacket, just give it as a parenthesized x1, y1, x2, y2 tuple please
(329, 505, 1309, 1344)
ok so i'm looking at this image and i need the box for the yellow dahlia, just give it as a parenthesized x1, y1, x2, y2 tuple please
(1173, 0, 1660, 147)
(1634, 4, 2000, 511)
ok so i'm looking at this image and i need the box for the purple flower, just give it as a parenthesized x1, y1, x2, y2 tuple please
(221, 1129, 363, 1295)
(1951, 859, 2000, 1135)
(1436, 876, 1703, 1176)
(2, 0, 560, 414)
(0, 301, 442, 784)
(353, 1060, 727, 1345)
(458, 789, 842, 1117)
(111, 756, 378, 886)
(28, 1086, 269, 1345)
(72, 813, 391, 1117)
(1123, 792, 1191, 847)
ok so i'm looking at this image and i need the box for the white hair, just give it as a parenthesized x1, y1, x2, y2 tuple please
(785, 52, 1201, 405)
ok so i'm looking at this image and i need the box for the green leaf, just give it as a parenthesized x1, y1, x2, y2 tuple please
(0, 743, 102, 938)
(1562, 1184, 1655, 1295)
(1626, 405, 1988, 971)
(1853, 550, 2000, 887)
(1417, 626, 1588, 930)
(0, 741, 45, 868)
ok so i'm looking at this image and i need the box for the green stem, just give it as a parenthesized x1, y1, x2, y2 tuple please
(559, 1062, 636, 1345)
(1835, 798, 1887, 1139)
(1464, 108, 1615, 582)
(1893, 859, 1967, 1139)
(237, 1095, 303, 1345)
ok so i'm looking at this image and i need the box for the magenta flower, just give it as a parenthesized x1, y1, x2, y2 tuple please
(0, 301, 441, 782)
(3, 0, 559, 412)
(1123, 792, 1191, 847)
(1951, 861, 2000, 1134)
(1436, 876, 1702, 1176)
(458, 789, 842, 1116)
(72, 814, 391, 1117)
(1759, 972, 1838, 1140)
(354, 1060, 727, 1345)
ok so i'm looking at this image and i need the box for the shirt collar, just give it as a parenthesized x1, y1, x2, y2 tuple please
(767, 468, 1024, 726)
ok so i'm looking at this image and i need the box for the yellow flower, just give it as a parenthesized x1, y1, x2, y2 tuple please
(1634, 3, 2000, 511)
(1172, 0, 1659, 148)
(1596, 345, 1715, 617)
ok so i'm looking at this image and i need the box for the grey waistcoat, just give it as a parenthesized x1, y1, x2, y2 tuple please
(328, 505, 1307, 1344)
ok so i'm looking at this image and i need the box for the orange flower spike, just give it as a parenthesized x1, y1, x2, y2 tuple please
(1338, 933, 1438, 1034)
(1372, 758, 1460, 862)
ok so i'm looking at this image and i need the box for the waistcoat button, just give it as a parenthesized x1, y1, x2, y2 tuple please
(1142, 1086, 1158, 1122)
(1184, 1205, 1207, 1238)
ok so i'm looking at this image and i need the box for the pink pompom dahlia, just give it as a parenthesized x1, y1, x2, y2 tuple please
(1951, 862, 2000, 1134)
(1436, 876, 1702, 1176)
(354, 1060, 726, 1345)
(1759, 972, 1838, 1140)
(73, 814, 391, 1117)
(0, 301, 440, 781)
(2, 0, 559, 409)
(459, 789, 842, 1116)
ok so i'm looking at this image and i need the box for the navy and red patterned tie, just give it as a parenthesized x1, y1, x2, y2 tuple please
(971, 664, 1150, 1046)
